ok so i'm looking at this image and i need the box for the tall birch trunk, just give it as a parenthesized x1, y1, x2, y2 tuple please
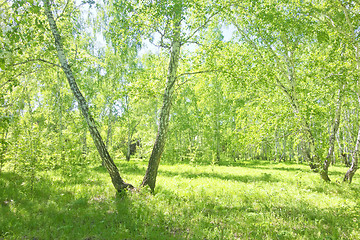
(344, 95, 360, 183)
(141, 2, 182, 191)
(82, 121, 87, 156)
(0, 131, 8, 173)
(214, 75, 221, 163)
(339, 0, 360, 183)
(104, 105, 114, 166)
(56, 71, 64, 160)
(43, 0, 133, 191)
(321, 86, 343, 181)
(280, 48, 319, 170)
(106, 105, 113, 149)
(343, 127, 360, 183)
(282, 132, 287, 162)
(126, 113, 132, 162)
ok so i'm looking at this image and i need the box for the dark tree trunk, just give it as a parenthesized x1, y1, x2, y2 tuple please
(44, 0, 133, 192)
(126, 119, 141, 161)
(141, 2, 182, 192)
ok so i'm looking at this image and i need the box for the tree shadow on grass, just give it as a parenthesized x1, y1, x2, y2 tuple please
(54, 166, 104, 187)
(157, 169, 280, 183)
(328, 169, 350, 176)
(303, 182, 360, 201)
(217, 159, 274, 167)
(112, 194, 186, 239)
(1, 172, 78, 239)
(91, 162, 146, 176)
(151, 186, 360, 240)
(1, 168, 359, 240)
(0, 171, 185, 239)
(265, 201, 359, 239)
(241, 165, 307, 172)
(92, 161, 281, 183)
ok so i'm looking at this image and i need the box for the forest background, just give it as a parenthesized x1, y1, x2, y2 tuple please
(1, 0, 360, 239)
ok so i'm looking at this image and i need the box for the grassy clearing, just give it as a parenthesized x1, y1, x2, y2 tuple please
(1, 160, 359, 239)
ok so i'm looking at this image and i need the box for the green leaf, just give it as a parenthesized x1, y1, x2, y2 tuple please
(316, 31, 329, 43)
(0, 58, 5, 70)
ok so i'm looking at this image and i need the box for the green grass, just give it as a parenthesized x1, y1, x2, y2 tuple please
(1, 160, 359, 239)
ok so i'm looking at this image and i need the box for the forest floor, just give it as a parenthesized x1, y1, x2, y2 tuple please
(0, 160, 359, 239)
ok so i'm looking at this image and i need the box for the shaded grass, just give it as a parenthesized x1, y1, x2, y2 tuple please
(0, 161, 359, 239)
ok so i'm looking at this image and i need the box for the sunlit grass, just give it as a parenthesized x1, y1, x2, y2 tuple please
(1, 160, 359, 239)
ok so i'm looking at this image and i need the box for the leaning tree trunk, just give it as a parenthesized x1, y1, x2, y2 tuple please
(321, 86, 343, 181)
(43, 0, 132, 191)
(141, 4, 182, 192)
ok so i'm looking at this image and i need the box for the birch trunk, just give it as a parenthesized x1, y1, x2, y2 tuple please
(281, 51, 319, 170)
(104, 105, 114, 166)
(321, 86, 343, 181)
(141, 3, 182, 191)
(56, 71, 64, 161)
(214, 76, 221, 163)
(43, 0, 132, 191)
(344, 95, 360, 183)
(339, 0, 360, 183)
(106, 105, 113, 149)
(344, 127, 359, 183)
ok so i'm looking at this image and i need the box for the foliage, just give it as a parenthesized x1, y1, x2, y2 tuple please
(0, 0, 360, 229)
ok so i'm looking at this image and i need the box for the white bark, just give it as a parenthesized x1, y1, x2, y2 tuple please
(43, 0, 132, 191)
(141, 2, 182, 191)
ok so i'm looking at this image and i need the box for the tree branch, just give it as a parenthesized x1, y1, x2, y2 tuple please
(11, 58, 61, 68)
(69, 44, 78, 67)
(175, 70, 218, 90)
(183, 11, 219, 44)
(0, 79, 12, 89)
(308, 7, 349, 37)
(176, 69, 217, 79)
(56, 0, 70, 21)
(1, 70, 37, 89)
(185, 40, 204, 47)
(0, 0, 7, 8)
(0, 104, 12, 108)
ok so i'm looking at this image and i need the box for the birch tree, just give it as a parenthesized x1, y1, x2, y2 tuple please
(43, 0, 133, 192)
